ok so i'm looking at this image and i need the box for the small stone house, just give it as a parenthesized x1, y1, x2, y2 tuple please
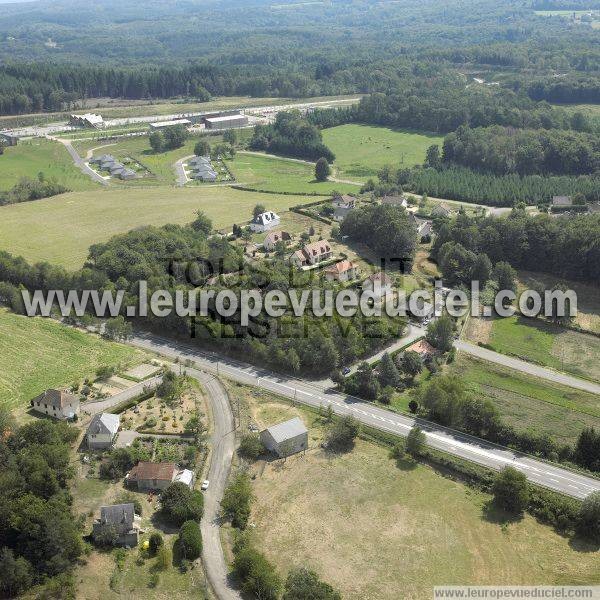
(31, 389, 80, 421)
(127, 461, 177, 491)
(263, 230, 291, 252)
(86, 413, 120, 450)
(260, 417, 308, 458)
(332, 206, 353, 222)
(381, 195, 408, 208)
(93, 503, 140, 547)
(324, 259, 360, 282)
(332, 194, 356, 209)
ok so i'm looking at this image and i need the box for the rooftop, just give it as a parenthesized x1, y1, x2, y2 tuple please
(264, 417, 307, 444)
(32, 388, 78, 409)
(128, 461, 176, 482)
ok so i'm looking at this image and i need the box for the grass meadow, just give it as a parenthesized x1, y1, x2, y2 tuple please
(488, 316, 600, 383)
(450, 354, 600, 445)
(0, 186, 318, 268)
(322, 124, 444, 181)
(0, 308, 145, 414)
(225, 382, 600, 600)
(0, 138, 97, 192)
(226, 152, 359, 194)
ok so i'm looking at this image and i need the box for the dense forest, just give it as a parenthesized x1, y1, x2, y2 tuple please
(0, 0, 599, 116)
(0, 418, 82, 598)
(431, 211, 600, 283)
(441, 126, 600, 176)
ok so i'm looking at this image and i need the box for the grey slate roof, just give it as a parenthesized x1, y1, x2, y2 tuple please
(100, 503, 135, 526)
(87, 412, 120, 436)
(264, 417, 307, 443)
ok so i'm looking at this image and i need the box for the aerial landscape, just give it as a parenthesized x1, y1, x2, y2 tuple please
(0, 0, 599, 599)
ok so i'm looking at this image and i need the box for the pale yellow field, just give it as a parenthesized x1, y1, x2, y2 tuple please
(0, 187, 315, 269)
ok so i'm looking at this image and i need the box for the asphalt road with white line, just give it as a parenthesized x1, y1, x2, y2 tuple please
(129, 332, 600, 500)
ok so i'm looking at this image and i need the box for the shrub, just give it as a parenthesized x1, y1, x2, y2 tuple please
(160, 482, 204, 526)
(148, 533, 163, 556)
(232, 540, 281, 600)
(577, 491, 600, 541)
(177, 521, 203, 561)
(221, 472, 253, 529)
(326, 416, 360, 452)
(406, 426, 426, 458)
(239, 434, 265, 460)
(492, 467, 530, 514)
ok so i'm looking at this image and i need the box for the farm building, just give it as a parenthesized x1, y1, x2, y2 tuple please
(30, 388, 80, 421)
(149, 119, 191, 130)
(69, 113, 104, 128)
(204, 113, 249, 129)
(86, 413, 120, 450)
(250, 210, 281, 232)
(93, 503, 140, 547)
(0, 132, 19, 146)
(260, 417, 308, 458)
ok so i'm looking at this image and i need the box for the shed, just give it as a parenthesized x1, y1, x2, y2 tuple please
(260, 417, 308, 458)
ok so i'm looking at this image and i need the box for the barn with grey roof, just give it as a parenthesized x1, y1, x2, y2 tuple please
(260, 417, 308, 458)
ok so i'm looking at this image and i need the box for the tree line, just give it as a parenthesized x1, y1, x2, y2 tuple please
(432, 210, 600, 283)
(0, 214, 404, 378)
(0, 173, 69, 205)
(250, 111, 335, 163)
(441, 125, 600, 177)
(0, 416, 82, 598)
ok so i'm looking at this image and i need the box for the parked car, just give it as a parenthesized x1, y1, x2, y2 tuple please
(342, 367, 351, 376)
(201, 480, 210, 491)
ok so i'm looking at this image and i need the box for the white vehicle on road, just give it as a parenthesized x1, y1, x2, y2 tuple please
(201, 480, 210, 491)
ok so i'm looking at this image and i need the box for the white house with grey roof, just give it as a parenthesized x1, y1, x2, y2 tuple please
(93, 503, 140, 547)
(86, 413, 120, 450)
(31, 389, 80, 420)
(250, 211, 281, 232)
(260, 417, 308, 458)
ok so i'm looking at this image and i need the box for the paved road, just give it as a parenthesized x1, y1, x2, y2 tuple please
(50, 136, 109, 186)
(345, 323, 423, 376)
(191, 370, 240, 600)
(174, 154, 194, 186)
(83, 376, 162, 415)
(456, 340, 600, 395)
(129, 332, 600, 500)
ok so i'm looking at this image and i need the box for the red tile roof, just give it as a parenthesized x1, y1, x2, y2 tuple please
(128, 461, 176, 482)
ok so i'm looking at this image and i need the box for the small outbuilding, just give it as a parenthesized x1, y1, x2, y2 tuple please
(260, 417, 308, 458)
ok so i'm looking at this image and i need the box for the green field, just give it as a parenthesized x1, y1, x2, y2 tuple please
(322, 124, 444, 181)
(74, 133, 253, 186)
(0, 308, 145, 413)
(227, 152, 359, 194)
(0, 186, 317, 269)
(0, 138, 97, 192)
(451, 354, 600, 445)
(235, 387, 600, 600)
(488, 316, 600, 383)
